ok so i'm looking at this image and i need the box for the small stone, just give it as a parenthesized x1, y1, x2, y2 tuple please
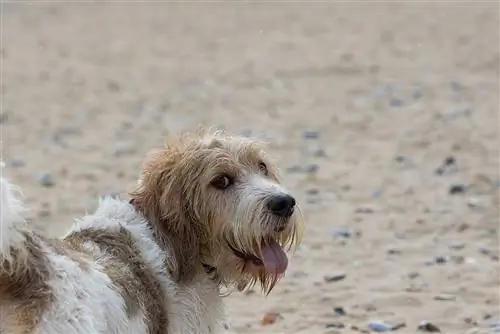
(324, 273, 346, 283)
(390, 98, 404, 107)
(435, 167, 445, 175)
(355, 207, 374, 214)
(449, 184, 466, 195)
(444, 156, 456, 166)
(387, 248, 402, 255)
(306, 164, 319, 173)
(368, 320, 394, 332)
(457, 223, 470, 232)
(303, 130, 320, 139)
(372, 188, 384, 198)
(451, 81, 462, 92)
(418, 321, 441, 332)
(408, 272, 420, 279)
(435, 256, 448, 264)
(307, 188, 320, 195)
(467, 197, 483, 208)
(331, 228, 353, 238)
(464, 317, 478, 326)
(313, 148, 327, 157)
(260, 312, 280, 326)
(325, 322, 345, 329)
(483, 314, 493, 320)
(451, 255, 465, 264)
(11, 159, 26, 168)
(333, 307, 346, 316)
(449, 243, 465, 250)
(37, 172, 55, 187)
(433, 294, 456, 301)
(395, 155, 406, 163)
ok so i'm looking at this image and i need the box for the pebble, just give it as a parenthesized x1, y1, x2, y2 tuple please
(333, 307, 346, 316)
(367, 320, 394, 332)
(467, 197, 483, 208)
(418, 321, 441, 332)
(390, 98, 404, 107)
(302, 130, 320, 139)
(435, 256, 448, 264)
(449, 243, 465, 250)
(325, 322, 345, 329)
(313, 148, 327, 157)
(449, 184, 466, 195)
(330, 227, 354, 238)
(37, 172, 55, 187)
(323, 273, 346, 283)
(355, 207, 374, 214)
(11, 159, 26, 168)
(433, 294, 456, 301)
(306, 164, 319, 173)
(307, 188, 320, 195)
(260, 312, 280, 326)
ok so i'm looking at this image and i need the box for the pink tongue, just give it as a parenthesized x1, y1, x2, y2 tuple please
(261, 239, 288, 275)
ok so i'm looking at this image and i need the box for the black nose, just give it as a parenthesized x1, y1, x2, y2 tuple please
(267, 194, 296, 217)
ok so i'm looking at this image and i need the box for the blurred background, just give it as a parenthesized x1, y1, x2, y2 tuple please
(2, 2, 499, 333)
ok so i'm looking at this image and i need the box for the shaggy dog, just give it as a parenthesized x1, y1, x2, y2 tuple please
(0, 130, 304, 334)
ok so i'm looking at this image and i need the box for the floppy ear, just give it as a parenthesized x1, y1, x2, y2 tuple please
(130, 147, 201, 283)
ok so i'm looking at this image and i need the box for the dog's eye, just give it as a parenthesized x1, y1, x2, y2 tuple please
(211, 175, 233, 190)
(258, 162, 268, 175)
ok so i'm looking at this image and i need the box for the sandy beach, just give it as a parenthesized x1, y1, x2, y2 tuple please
(2, 2, 499, 333)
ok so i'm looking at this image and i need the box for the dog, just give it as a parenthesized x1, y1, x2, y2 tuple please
(0, 129, 304, 334)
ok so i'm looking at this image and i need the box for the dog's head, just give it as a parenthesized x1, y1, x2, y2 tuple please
(130, 129, 303, 294)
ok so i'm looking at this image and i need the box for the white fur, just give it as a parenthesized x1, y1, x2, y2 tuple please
(0, 176, 228, 334)
(0, 176, 28, 259)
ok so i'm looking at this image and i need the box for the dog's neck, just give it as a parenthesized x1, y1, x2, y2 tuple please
(128, 198, 218, 280)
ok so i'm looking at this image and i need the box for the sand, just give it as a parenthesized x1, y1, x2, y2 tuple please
(2, 2, 499, 333)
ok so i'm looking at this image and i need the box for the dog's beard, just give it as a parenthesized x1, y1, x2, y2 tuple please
(222, 196, 302, 295)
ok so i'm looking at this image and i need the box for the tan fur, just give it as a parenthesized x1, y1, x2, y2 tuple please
(0, 233, 54, 333)
(130, 128, 304, 294)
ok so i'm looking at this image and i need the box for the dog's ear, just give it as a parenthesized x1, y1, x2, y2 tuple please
(130, 146, 201, 283)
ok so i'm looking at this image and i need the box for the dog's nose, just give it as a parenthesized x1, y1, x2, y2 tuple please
(267, 194, 296, 217)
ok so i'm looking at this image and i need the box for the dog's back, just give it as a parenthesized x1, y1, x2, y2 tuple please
(0, 177, 156, 333)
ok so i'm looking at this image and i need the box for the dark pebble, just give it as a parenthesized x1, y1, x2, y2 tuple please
(37, 172, 55, 187)
(331, 228, 353, 238)
(11, 159, 26, 168)
(395, 155, 406, 163)
(306, 164, 319, 173)
(313, 148, 327, 157)
(444, 156, 456, 166)
(435, 167, 445, 175)
(449, 184, 466, 195)
(303, 131, 320, 139)
(435, 256, 447, 264)
(451, 81, 462, 92)
(484, 314, 493, 320)
(333, 307, 346, 316)
(325, 322, 345, 329)
(463, 317, 477, 326)
(323, 273, 346, 283)
(390, 98, 404, 107)
(306, 188, 319, 195)
(417, 321, 441, 332)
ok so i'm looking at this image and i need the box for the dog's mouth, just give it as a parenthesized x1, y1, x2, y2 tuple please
(229, 238, 288, 275)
